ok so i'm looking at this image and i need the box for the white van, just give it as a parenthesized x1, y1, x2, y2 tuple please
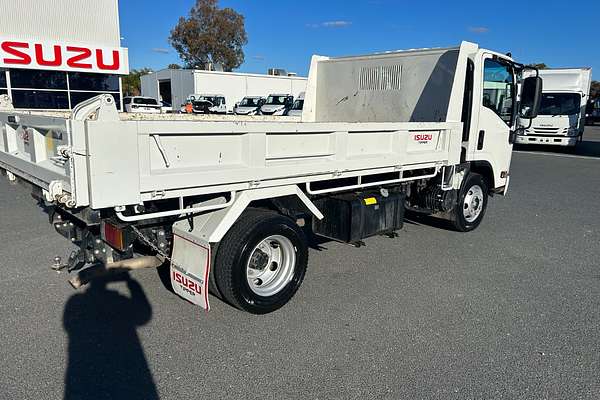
(185, 94, 227, 114)
(517, 68, 592, 147)
(123, 97, 161, 114)
(260, 94, 294, 116)
(233, 96, 265, 115)
(286, 92, 305, 117)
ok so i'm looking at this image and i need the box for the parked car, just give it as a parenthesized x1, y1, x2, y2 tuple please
(286, 92, 305, 117)
(260, 94, 294, 116)
(160, 101, 173, 114)
(234, 96, 266, 115)
(184, 94, 227, 114)
(123, 96, 161, 114)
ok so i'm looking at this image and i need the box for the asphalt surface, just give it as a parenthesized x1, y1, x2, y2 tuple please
(1, 127, 599, 400)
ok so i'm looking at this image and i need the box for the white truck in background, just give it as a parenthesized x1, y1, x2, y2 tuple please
(0, 42, 542, 314)
(286, 92, 305, 117)
(516, 68, 591, 147)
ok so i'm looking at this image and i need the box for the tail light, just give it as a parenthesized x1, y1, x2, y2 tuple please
(102, 222, 132, 251)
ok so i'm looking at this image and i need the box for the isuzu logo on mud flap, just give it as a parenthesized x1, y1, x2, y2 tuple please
(0, 37, 129, 74)
(172, 270, 203, 296)
(414, 134, 433, 144)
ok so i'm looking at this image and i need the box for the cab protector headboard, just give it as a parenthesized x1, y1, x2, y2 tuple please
(303, 44, 471, 123)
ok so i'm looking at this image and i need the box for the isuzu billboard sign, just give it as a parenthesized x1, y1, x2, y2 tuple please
(0, 37, 129, 75)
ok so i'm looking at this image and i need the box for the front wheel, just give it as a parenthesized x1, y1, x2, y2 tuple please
(213, 209, 308, 314)
(451, 173, 489, 232)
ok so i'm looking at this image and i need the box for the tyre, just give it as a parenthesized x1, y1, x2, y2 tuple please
(451, 173, 488, 232)
(213, 209, 308, 314)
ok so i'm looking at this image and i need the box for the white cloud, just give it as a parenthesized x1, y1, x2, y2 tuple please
(468, 26, 490, 34)
(307, 20, 352, 29)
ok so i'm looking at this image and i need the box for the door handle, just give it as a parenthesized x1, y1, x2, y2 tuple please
(509, 130, 518, 144)
(477, 130, 485, 150)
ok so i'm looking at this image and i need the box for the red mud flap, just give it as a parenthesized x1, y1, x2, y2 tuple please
(170, 232, 211, 311)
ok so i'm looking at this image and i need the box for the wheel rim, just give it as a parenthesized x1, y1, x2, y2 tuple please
(463, 184, 484, 223)
(246, 235, 296, 297)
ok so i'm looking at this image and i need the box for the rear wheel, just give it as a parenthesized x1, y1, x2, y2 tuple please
(213, 209, 308, 314)
(451, 173, 488, 232)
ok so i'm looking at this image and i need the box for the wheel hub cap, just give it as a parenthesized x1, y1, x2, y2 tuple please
(246, 235, 296, 297)
(463, 184, 484, 223)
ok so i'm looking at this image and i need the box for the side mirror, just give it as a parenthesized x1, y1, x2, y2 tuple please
(520, 76, 543, 119)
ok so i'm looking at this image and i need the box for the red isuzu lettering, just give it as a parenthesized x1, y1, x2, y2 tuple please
(415, 134, 433, 142)
(173, 271, 202, 295)
(0, 39, 127, 73)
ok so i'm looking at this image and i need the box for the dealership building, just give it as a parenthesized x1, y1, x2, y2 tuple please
(0, 0, 128, 110)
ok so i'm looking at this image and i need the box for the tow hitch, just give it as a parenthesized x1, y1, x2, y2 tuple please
(67, 256, 163, 289)
(50, 212, 164, 289)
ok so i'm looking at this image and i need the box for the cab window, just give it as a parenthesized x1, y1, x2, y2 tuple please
(483, 59, 515, 126)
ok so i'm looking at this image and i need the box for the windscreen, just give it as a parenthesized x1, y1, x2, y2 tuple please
(291, 99, 304, 110)
(240, 98, 260, 106)
(197, 97, 224, 105)
(539, 93, 581, 116)
(134, 98, 159, 106)
(266, 96, 289, 105)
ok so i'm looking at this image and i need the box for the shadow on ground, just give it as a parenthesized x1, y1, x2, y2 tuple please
(63, 273, 159, 400)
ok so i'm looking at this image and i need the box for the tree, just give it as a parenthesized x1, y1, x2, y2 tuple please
(526, 63, 548, 70)
(169, 0, 248, 71)
(122, 68, 153, 96)
(590, 81, 600, 100)
(168, 63, 182, 69)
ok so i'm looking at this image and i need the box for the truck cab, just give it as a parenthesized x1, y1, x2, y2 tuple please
(516, 68, 592, 147)
(260, 94, 294, 115)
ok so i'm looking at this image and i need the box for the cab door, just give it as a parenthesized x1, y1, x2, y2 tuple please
(470, 53, 517, 191)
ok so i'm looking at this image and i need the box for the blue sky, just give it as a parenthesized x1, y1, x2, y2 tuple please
(120, 0, 599, 78)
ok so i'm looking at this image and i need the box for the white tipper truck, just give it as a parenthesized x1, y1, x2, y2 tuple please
(516, 68, 591, 147)
(0, 42, 542, 314)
